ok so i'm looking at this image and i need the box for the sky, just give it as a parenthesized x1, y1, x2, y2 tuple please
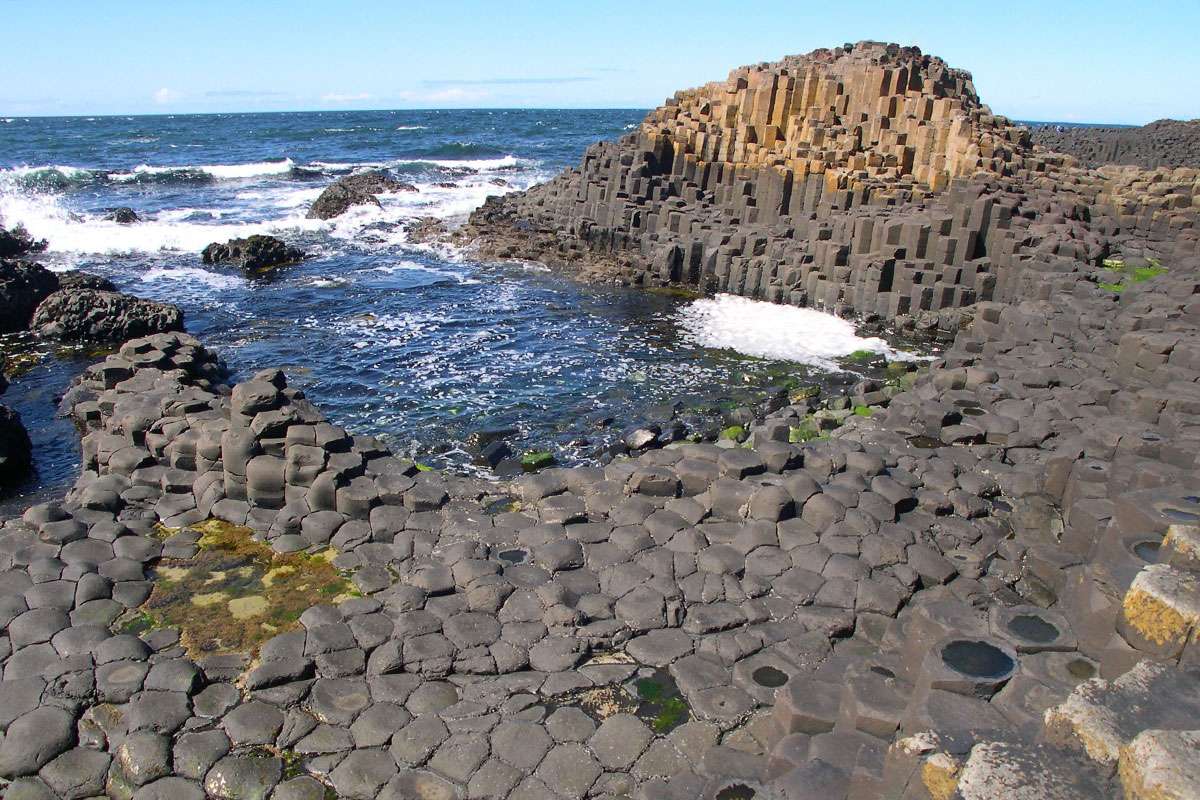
(1, 1, 1198, 124)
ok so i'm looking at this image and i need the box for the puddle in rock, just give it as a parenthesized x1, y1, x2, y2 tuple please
(632, 670, 690, 734)
(941, 640, 1014, 679)
(1161, 507, 1200, 523)
(991, 498, 1012, 512)
(497, 549, 527, 566)
(1133, 540, 1161, 563)
(752, 665, 789, 688)
(117, 519, 355, 656)
(870, 665, 896, 679)
(907, 435, 945, 449)
(1007, 614, 1059, 643)
(716, 785, 757, 800)
(1183, 495, 1200, 504)
(1066, 658, 1097, 680)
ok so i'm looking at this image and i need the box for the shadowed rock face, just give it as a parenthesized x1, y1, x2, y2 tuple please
(0, 260, 60, 333)
(0, 223, 47, 259)
(306, 170, 417, 220)
(0, 403, 32, 490)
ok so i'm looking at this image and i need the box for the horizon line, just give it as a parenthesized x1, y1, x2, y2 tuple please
(0, 107, 1156, 128)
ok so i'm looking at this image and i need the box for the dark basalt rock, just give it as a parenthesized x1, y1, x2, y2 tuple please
(106, 207, 141, 224)
(1031, 118, 1200, 169)
(0, 223, 48, 258)
(0, 403, 32, 490)
(29, 288, 184, 341)
(0, 259, 60, 332)
(306, 170, 417, 220)
(201, 234, 306, 274)
(56, 270, 117, 292)
(403, 216, 448, 244)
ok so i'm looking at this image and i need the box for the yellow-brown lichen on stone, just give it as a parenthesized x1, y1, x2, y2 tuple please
(921, 752, 962, 800)
(1119, 729, 1200, 800)
(1162, 524, 1200, 568)
(117, 518, 355, 657)
(1121, 565, 1200, 647)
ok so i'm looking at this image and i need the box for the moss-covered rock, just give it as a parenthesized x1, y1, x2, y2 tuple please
(121, 519, 354, 657)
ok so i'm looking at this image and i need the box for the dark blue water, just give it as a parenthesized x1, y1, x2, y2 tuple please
(0, 110, 908, 509)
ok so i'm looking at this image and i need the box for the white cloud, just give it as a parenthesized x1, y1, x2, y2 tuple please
(153, 87, 182, 105)
(321, 92, 371, 103)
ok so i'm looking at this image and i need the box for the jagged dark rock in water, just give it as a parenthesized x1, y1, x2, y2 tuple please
(0, 223, 48, 258)
(55, 270, 117, 292)
(105, 206, 140, 224)
(0, 403, 31, 490)
(201, 234, 306, 274)
(306, 170, 417, 219)
(29, 288, 184, 341)
(1032, 118, 1200, 169)
(0, 259, 60, 332)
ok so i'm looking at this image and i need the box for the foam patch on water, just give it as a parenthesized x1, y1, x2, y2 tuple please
(140, 266, 246, 290)
(677, 294, 912, 369)
(0, 190, 321, 254)
(109, 159, 295, 181)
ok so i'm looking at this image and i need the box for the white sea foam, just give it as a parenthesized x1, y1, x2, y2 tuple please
(0, 190, 321, 255)
(140, 266, 246, 290)
(676, 294, 913, 369)
(108, 159, 295, 182)
(395, 125, 428, 131)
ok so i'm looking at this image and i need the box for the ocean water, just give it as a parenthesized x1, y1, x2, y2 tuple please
(0, 109, 917, 506)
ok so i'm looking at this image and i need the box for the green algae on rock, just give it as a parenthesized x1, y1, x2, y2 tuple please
(120, 518, 354, 657)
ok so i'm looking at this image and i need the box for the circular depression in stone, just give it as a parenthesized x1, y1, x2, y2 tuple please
(1066, 658, 1097, 680)
(1006, 614, 1059, 643)
(752, 665, 789, 688)
(716, 785, 756, 800)
(497, 549, 526, 565)
(1133, 540, 1161, 563)
(940, 640, 1015, 679)
(907, 435, 945, 449)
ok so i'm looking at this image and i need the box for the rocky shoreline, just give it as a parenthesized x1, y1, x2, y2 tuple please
(1, 39, 1199, 800)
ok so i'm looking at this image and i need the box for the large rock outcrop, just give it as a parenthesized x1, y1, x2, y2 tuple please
(306, 170, 417, 219)
(29, 288, 184, 341)
(462, 41, 1198, 330)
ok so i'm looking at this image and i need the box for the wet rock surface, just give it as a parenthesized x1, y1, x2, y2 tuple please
(2, 40, 1200, 800)
(201, 235, 306, 275)
(306, 170, 417, 220)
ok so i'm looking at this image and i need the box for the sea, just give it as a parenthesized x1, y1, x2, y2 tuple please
(0, 109, 916, 509)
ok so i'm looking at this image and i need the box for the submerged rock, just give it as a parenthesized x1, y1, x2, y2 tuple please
(201, 234, 306, 274)
(306, 170, 416, 220)
(30, 288, 184, 341)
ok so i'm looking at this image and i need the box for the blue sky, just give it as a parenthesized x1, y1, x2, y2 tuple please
(2, 1, 1198, 123)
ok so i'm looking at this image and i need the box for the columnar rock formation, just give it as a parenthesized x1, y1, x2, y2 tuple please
(3, 41, 1200, 800)
(463, 42, 1198, 332)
